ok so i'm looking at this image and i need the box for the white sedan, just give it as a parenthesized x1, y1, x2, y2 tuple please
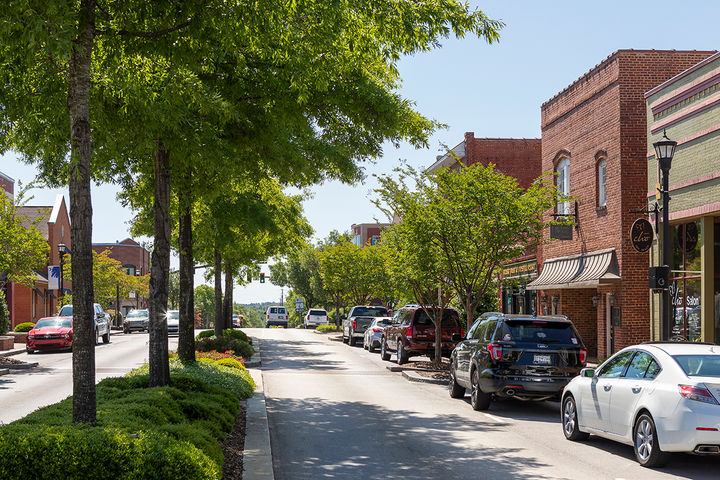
(561, 342, 720, 467)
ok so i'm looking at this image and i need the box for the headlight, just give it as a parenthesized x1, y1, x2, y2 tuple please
(27, 334, 35, 340)
(63, 334, 70, 339)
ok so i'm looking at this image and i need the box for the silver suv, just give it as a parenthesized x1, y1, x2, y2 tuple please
(58, 303, 112, 344)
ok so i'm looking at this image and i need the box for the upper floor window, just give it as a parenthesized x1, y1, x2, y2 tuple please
(556, 158, 570, 214)
(597, 159, 607, 207)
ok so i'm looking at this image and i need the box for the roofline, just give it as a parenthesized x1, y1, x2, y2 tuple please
(645, 51, 720, 98)
(0, 171, 14, 183)
(92, 242, 148, 249)
(48, 194, 64, 224)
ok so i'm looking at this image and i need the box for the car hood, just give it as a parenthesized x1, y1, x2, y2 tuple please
(30, 326, 72, 335)
(167, 319, 179, 326)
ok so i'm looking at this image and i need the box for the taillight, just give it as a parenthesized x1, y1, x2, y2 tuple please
(266, 315, 269, 319)
(579, 347, 588, 365)
(352, 320, 357, 329)
(460, 329, 465, 338)
(488, 343, 502, 361)
(679, 384, 719, 405)
(372, 327, 383, 333)
(406, 326, 413, 338)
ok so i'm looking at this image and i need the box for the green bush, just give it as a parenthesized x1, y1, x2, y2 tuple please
(196, 336, 255, 360)
(195, 330, 215, 341)
(222, 328, 251, 344)
(0, 291, 9, 335)
(316, 324, 341, 333)
(214, 357, 245, 370)
(13, 322, 35, 332)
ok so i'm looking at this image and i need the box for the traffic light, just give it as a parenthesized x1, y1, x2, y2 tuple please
(260, 272, 265, 283)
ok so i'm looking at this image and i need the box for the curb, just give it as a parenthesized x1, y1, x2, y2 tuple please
(386, 365, 446, 373)
(2, 362, 38, 370)
(0, 348, 26, 357)
(401, 370, 449, 385)
(244, 337, 261, 368)
(0, 368, 8, 376)
(243, 340, 274, 480)
(327, 334, 343, 342)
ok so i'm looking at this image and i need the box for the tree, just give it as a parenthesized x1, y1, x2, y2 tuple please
(194, 285, 215, 328)
(168, 270, 180, 310)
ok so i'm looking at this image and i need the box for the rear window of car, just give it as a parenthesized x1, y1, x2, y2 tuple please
(499, 320, 580, 344)
(278, 308, 287, 314)
(413, 309, 460, 328)
(309, 310, 326, 315)
(270, 308, 278, 314)
(673, 355, 720, 377)
(353, 307, 387, 317)
(58, 305, 73, 316)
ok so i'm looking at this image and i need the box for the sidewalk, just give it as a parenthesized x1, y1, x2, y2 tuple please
(243, 338, 274, 480)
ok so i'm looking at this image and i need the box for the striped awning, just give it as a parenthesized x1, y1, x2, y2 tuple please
(526, 248, 620, 290)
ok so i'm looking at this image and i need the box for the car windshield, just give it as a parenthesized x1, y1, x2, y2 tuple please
(499, 320, 580, 344)
(673, 355, 720, 377)
(374, 318, 392, 327)
(309, 310, 326, 315)
(167, 311, 179, 320)
(127, 311, 148, 319)
(35, 317, 72, 329)
(58, 305, 73, 316)
(353, 307, 387, 317)
(413, 310, 460, 327)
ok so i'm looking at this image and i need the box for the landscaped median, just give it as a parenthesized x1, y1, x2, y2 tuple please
(0, 348, 256, 480)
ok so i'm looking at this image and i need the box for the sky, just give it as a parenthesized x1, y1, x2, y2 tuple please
(2, 1, 719, 303)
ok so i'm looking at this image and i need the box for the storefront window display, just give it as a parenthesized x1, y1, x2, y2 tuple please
(671, 221, 702, 341)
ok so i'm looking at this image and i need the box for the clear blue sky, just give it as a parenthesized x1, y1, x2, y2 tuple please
(2, 1, 717, 303)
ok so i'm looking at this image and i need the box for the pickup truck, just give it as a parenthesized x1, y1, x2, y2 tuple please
(58, 303, 112, 344)
(342, 305, 388, 346)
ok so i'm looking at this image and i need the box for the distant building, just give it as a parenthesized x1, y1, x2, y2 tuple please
(351, 223, 391, 247)
(92, 238, 150, 316)
(0, 171, 13, 198)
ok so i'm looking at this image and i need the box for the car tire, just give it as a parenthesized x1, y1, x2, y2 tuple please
(634, 413, 669, 468)
(562, 395, 589, 441)
(448, 363, 465, 398)
(349, 330, 356, 346)
(470, 368, 491, 411)
(342, 330, 348, 344)
(368, 342, 376, 353)
(396, 341, 408, 365)
(102, 331, 110, 344)
(380, 338, 391, 361)
(26, 348, 34, 354)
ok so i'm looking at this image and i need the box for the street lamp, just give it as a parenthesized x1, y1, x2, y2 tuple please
(57, 243, 68, 307)
(653, 130, 676, 341)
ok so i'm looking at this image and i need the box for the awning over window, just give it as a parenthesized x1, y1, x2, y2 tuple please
(33, 287, 46, 299)
(526, 248, 620, 290)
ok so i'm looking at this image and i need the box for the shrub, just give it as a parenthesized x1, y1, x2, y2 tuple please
(214, 357, 246, 370)
(316, 324, 341, 333)
(196, 336, 254, 360)
(195, 330, 215, 341)
(0, 291, 9, 335)
(222, 328, 251, 344)
(13, 322, 35, 332)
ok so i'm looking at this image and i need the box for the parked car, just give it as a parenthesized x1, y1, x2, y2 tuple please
(123, 309, 149, 333)
(26, 316, 74, 353)
(562, 342, 720, 468)
(265, 306, 289, 328)
(57, 303, 111, 344)
(381, 305, 463, 364)
(304, 308, 329, 328)
(342, 305, 389, 346)
(448, 313, 587, 410)
(167, 310, 179, 335)
(363, 317, 393, 352)
(232, 314, 244, 328)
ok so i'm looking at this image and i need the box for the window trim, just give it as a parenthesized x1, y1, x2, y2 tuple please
(597, 158, 607, 208)
(555, 157, 571, 215)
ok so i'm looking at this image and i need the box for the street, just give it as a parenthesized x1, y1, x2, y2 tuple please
(0, 331, 177, 424)
(253, 328, 719, 480)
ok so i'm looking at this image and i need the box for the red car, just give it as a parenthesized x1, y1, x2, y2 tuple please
(26, 316, 73, 353)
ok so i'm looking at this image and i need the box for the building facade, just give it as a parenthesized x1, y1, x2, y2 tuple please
(92, 238, 150, 316)
(351, 223, 391, 247)
(645, 52, 720, 343)
(528, 49, 716, 359)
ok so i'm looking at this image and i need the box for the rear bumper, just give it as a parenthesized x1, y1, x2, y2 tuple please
(266, 321, 288, 327)
(406, 340, 457, 358)
(478, 372, 573, 397)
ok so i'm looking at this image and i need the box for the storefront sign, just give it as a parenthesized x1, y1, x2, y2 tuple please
(630, 218, 653, 252)
(502, 261, 536, 280)
(678, 222, 698, 252)
(550, 224, 572, 240)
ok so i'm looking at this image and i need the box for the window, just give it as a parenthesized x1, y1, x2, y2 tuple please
(624, 352, 657, 379)
(597, 159, 607, 207)
(483, 320, 498, 342)
(467, 318, 483, 339)
(556, 158, 570, 214)
(597, 351, 634, 378)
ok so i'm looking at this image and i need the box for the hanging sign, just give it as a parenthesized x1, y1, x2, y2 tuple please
(550, 224, 573, 241)
(630, 218, 653, 252)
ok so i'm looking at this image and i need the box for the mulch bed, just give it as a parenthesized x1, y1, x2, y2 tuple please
(0, 356, 25, 365)
(222, 402, 247, 480)
(408, 359, 451, 380)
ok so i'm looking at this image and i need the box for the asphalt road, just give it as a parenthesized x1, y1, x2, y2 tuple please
(0, 331, 178, 424)
(253, 327, 719, 480)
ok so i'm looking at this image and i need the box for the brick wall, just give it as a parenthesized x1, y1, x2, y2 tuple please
(538, 50, 715, 358)
(464, 133, 542, 189)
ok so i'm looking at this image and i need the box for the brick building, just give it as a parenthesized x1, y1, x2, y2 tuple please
(527, 49, 715, 359)
(351, 223, 391, 247)
(427, 133, 543, 314)
(644, 52, 720, 343)
(0, 171, 13, 197)
(92, 238, 150, 316)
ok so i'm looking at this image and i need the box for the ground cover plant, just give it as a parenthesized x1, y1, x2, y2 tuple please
(316, 324, 341, 333)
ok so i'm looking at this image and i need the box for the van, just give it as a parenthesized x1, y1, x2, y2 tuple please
(265, 306, 288, 328)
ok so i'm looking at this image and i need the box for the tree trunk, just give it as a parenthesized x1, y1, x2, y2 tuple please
(148, 142, 171, 387)
(465, 296, 474, 333)
(213, 248, 223, 337)
(68, 0, 96, 425)
(223, 261, 233, 330)
(177, 182, 195, 363)
(434, 318, 442, 367)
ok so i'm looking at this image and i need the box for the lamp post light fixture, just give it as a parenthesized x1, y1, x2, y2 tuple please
(653, 130, 677, 341)
(57, 243, 68, 307)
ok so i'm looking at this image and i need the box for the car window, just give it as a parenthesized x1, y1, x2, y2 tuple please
(624, 352, 656, 379)
(673, 355, 720, 377)
(270, 308, 277, 314)
(279, 308, 287, 314)
(472, 321, 488, 341)
(483, 320, 498, 342)
(309, 310, 326, 315)
(59, 305, 73, 316)
(499, 319, 581, 344)
(353, 306, 388, 317)
(645, 359, 661, 379)
(167, 311, 179, 320)
(467, 318, 483, 339)
(597, 351, 634, 378)
(413, 309, 460, 327)
(35, 317, 72, 328)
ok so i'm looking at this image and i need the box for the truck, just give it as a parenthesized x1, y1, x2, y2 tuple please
(342, 305, 389, 346)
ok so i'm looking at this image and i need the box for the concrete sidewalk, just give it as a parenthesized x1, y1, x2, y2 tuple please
(243, 338, 274, 480)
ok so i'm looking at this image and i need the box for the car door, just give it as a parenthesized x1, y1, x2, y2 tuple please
(583, 350, 634, 431)
(609, 351, 661, 436)
(456, 319, 486, 385)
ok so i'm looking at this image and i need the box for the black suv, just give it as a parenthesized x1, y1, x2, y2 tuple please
(448, 313, 587, 410)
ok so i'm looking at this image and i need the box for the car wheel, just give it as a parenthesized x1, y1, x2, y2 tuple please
(448, 363, 465, 398)
(380, 338, 391, 361)
(470, 368, 491, 410)
(342, 329, 348, 344)
(349, 330, 356, 346)
(26, 348, 34, 354)
(102, 331, 110, 344)
(562, 395, 589, 441)
(397, 341, 408, 365)
(368, 342, 376, 353)
(634, 413, 669, 468)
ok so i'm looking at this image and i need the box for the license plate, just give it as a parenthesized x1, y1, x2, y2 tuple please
(533, 354, 552, 365)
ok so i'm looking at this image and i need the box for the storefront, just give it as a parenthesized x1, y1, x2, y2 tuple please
(500, 260, 537, 315)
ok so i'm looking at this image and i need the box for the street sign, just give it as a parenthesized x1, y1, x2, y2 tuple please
(630, 218, 653, 252)
(295, 298, 304, 312)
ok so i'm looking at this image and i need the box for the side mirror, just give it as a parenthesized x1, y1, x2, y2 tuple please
(580, 368, 595, 378)
(451, 333, 463, 343)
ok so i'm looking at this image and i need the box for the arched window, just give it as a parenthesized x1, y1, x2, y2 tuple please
(597, 159, 607, 207)
(556, 158, 570, 214)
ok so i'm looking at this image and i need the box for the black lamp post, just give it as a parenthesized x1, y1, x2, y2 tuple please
(653, 130, 676, 341)
(58, 243, 68, 307)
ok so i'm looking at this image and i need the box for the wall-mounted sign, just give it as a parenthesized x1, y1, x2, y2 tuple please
(678, 222, 698, 252)
(502, 261, 537, 280)
(630, 218, 654, 252)
(550, 224, 573, 241)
